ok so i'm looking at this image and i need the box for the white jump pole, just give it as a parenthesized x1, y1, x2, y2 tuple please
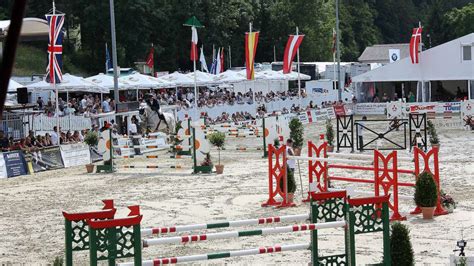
(143, 221, 345, 247)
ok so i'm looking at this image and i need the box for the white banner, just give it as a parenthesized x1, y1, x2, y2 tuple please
(0, 154, 7, 179)
(354, 103, 387, 115)
(407, 102, 461, 114)
(389, 49, 400, 63)
(60, 143, 91, 167)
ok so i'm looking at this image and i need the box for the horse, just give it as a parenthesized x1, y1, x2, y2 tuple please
(138, 103, 176, 135)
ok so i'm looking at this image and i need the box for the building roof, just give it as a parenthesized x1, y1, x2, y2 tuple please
(358, 43, 410, 64)
(352, 33, 474, 83)
(0, 17, 49, 41)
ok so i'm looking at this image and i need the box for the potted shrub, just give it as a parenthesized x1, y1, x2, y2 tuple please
(84, 131, 99, 173)
(414, 172, 438, 219)
(208, 132, 225, 174)
(441, 190, 456, 213)
(390, 222, 414, 266)
(326, 119, 335, 152)
(427, 120, 440, 149)
(289, 118, 304, 155)
(273, 138, 280, 149)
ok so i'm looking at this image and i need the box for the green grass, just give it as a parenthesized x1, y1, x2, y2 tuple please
(12, 44, 85, 77)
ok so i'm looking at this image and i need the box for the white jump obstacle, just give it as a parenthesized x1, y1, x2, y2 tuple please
(64, 192, 392, 266)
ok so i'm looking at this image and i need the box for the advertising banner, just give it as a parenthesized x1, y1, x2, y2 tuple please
(4, 151, 28, 177)
(354, 103, 387, 115)
(60, 143, 91, 168)
(26, 146, 65, 173)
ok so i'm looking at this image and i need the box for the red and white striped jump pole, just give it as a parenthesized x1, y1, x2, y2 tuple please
(141, 213, 309, 236)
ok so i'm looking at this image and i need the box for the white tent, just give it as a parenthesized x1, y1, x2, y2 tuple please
(213, 70, 246, 84)
(278, 70, 311, 81)
(159, 71, 194, 87)
(185, 71, 216, 85)
(119, 73, 175, 89)
(85, 73, 126, 90)
(352, 33, 474, 100)
(8, 79, 23, 91)
(28, 73, 108, 93)
(259, 70, 287, 80)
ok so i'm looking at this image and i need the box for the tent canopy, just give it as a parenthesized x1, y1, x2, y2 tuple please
(28, 73, 109, 93)
(185, 71, 216, 85)
(160, 71, 194, 87)
(8, 79, 24, 92)
(119, 73, 175, 89)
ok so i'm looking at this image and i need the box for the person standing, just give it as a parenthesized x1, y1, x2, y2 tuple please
(102, 97, 111, 113)
(51, 126, 59, 146)
(36, 97, 44, 110)
(280, 139, 297, 203)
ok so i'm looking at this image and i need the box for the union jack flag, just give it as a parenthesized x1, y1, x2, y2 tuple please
(45, 14, 65, 84)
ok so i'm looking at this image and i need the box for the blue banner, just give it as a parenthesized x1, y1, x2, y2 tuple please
(3, 151, 27, 178)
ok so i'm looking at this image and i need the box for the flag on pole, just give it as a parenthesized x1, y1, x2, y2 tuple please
(190, 26, 198, 61)
(105, 43, 112, 71)
(409, 26, 422, 64)
(332, 28, 337, 54)
(45, 14, 65, 84)
(199, 46, 209, 72)
(210, 48, 217, 74)
(215, 48, 222, 75)
(245, 32, 259, 80)
(282, 34, 304, 74)
(220, 47, 225, 73)
(146, 45, 154, 69)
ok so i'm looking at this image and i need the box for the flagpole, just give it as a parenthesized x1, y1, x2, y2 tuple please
(336, 0, 342, 102)
(105, 43, 108, 73)
(109, 0, 119, 107)
(228, 45, 231, 69)
(52, 1, 60, 139)
(333, 29, 336, 91)
(296, 27, 301, 108)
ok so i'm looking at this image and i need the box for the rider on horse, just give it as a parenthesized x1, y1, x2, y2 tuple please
(145, 94, 169, 129)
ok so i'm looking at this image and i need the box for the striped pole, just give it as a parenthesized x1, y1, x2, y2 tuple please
(287, 155, 369, 165)
(327, 152, 413, 162)
(141, 213, 309, 236)
(143, 221, 345, 247)
(235, 147, 264, 151)
(120, 165, 189, 169)
(118, 243, 309, 266)
(169, 155, 193, 159)
(116, 155, 159, 159)
(116, 145, 160, 149)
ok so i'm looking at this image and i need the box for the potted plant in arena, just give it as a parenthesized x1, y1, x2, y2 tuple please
(390, 222, 414, 265)
(289, 118, 304, 156)
(208, 132, 226, 174)
(84, 130, 99, 173)
(199, 153, 213, 173)
(414, 171, 438, 219)
(326, 119, 335, 152)
(427, 120, 440, 149)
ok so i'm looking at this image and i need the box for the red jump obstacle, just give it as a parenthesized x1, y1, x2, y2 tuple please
(263, 141, 448, 220)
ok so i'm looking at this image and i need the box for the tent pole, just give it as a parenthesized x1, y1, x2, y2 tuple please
(468, 80, 471, 100)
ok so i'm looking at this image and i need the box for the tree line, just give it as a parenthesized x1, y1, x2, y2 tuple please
(1, 0, 473, 75)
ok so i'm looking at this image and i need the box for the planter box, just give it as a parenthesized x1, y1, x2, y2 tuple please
(194, 165, 213, 174)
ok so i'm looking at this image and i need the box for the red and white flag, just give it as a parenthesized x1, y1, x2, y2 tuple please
(190, 26, 198, 61)
(146, 46, 154, 69)
(220, 47, 225, 73)
(282, 34, 304, 74)
(409, 26, 422, 64)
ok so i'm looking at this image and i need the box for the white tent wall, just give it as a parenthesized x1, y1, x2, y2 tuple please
(232, 80, 288, 94)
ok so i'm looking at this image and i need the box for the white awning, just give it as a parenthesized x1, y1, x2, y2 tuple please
(28, 73, 109, 93)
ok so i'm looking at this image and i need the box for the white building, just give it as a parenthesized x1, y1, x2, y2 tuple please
(352, 33, 474, 102)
